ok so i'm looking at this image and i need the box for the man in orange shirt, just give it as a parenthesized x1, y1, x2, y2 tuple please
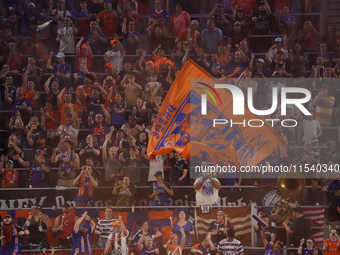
(96, 0, 118, 37)
(323, 228, 340, 255)
(76, 73, 94, 111)
(57, 88, 79, 125)
(232, 0, 257, 15)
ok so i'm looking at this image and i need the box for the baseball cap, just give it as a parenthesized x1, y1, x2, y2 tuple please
(217, 210, 225, 215)
(28, 3, 36, 7)
(275, 241, 284, 247)
(105, 63, 116, 69)
(104, 0, 112, 3)
(110, 39, 117, 44)
(37, 134, 46, 140)
(56, 52, 65, 58)
(58, 0, 65, 3)
(237, 8, 244, 12)
(18, 86, 25, 93)
(66, 113, 73, 118)
(190, 20, 199, 26)
(154, 171, 163, 177)
(112, 220, 120, 227)
(129, 115, 137, 121)
(257, 58, 265, 63)
(234, 21, 241, 26)
(81, 44, 88, 49)
(258, 0, 265, 5)
(275, 37, 283, 43)
(35, 149, 44, 156)
(32, 203, 42, 209)
(6, 160, 14, 165)
(322, 84, 329, 90)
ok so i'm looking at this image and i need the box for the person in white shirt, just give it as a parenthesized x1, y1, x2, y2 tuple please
(57, 16, 77, 54)
(193, 161, 221, 206)
(104, 215, 129, 255)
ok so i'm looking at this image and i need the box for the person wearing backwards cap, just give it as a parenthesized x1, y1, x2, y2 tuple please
(0, 155, 19, 188)
(76, 37, 94, 71)
(71, 211, 95, 255)
(104, 35, 125, 74)
(176, 20, 201, 52)
(121, 115, 143, 140)
(0, 214, 26, 255)
(13, 149, 51, 187)
(104, 215, 129, 255)
(149, 171, 173, 206)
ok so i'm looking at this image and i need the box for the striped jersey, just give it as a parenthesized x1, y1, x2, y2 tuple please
(217, 238, 244, 255)
(95, 217, 118, 239)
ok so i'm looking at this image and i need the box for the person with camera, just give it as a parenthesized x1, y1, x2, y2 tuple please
(73, 165, 98, 207)
(112, 176, 135, 206)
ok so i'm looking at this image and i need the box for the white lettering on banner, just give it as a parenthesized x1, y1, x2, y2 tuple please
(202, 84, 312, 116)
(0, 197, 47, 210)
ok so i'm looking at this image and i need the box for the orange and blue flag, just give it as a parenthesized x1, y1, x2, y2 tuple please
(147, 59, 281, 167)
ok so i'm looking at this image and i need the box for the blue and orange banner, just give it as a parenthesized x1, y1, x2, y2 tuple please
(147, 59, 281, 167)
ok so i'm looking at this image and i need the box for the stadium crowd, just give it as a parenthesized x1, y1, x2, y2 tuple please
(1, 0, 340, 254)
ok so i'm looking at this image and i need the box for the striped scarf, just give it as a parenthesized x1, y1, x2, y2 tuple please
(1, 225, 19, 253)
(80, 234, 92, 255)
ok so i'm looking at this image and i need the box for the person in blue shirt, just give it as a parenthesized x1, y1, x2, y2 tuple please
(149, 171, 173, 206)
(47, 52, 72, 89)
(71, 211, 95, 255)
(129, 220, 162, 248)
(172, 210, 195, 245)
(297, 238, 318, 255)
(261, 226, 283, 255)
(13, 149, 51, 187)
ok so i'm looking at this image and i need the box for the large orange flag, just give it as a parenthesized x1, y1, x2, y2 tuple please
(147, 59, 281, 167)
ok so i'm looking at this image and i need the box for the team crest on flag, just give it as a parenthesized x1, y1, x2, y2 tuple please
(148, 59, 281, 169)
